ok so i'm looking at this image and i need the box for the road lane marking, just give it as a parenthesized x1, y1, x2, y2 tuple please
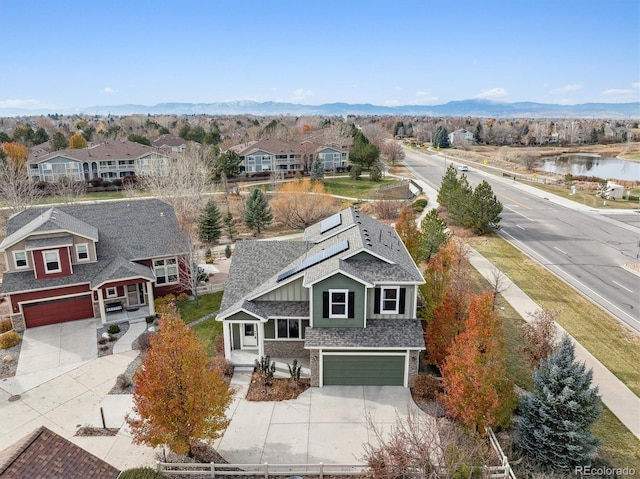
(612, 280, 634, 294)
(554, 246, 568, 255)
(496, 192, 533, 211)
(500, 231, 639, 329)
(504, 205, 534, 221)
(517, 225, 525, 230)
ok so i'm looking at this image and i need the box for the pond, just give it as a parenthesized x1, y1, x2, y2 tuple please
(540, 154, 639, 181)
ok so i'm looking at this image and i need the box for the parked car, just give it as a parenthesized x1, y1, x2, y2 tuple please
(457, 165, 469, 172)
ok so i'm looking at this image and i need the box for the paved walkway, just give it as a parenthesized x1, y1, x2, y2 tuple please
(468, 249, 640, 440)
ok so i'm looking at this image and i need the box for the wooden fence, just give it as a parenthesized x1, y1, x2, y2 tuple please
(156, 462, 365, 478)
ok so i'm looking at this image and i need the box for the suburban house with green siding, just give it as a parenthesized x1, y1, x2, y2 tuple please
(216, 207, 425, 387)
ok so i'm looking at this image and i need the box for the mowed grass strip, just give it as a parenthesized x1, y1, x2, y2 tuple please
(178, 291, 223, 324)
(323, 176, 397, 198)
(468, 236, 640, 396)
(521, 181, 639, 210)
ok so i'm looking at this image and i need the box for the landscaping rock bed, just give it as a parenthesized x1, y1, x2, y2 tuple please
(96, 322, 130, 357)
(246, 373, 310, 401)
(0, 333, 22, 379)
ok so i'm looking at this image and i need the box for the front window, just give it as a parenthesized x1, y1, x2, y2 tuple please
(276, 319, 301, 339)
(153, 257, 178, 285)
(76, 243, 89, 262)
(43, 250, 61, 273)
(381, 287, 400, 314)
(106, 287, 117, 298)
(329, 289, 348, 318)
(13, 251, 28, 269)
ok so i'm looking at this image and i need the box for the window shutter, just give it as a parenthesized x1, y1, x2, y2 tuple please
(374, 288, 381, 314)
(399, 288, 406, 314)
(348, 291, 355, 318)
(323, 291, 329, 317)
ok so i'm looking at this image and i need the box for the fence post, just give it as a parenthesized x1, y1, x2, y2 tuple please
(156, 461, 161, 473)
(319, 462, 324, 479)
(210, 462, 215, 478)
(264, 462, 269, 479)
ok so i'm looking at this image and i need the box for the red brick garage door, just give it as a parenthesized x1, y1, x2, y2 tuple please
(22, 295, 94, 328)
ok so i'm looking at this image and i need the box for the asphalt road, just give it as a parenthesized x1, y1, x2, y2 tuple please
(402, 147, 640, 333)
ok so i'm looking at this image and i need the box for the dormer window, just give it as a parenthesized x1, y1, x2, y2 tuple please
(381, 287, 400, 314)
(13, 251, 28, 269)
(43, 250, 61, 273)
(76, 243, 89, 262)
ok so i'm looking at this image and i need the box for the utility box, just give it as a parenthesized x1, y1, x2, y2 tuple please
(605, 182, 624, 200)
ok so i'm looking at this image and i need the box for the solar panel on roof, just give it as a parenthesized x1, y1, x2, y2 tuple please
(276, 239, 349, 282)
(320, 213, 342, 233)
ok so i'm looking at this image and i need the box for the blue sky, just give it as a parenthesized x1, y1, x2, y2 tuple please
(1, 0, 638, 112)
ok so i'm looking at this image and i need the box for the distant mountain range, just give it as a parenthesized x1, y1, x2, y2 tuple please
(2, 99, 639, 118)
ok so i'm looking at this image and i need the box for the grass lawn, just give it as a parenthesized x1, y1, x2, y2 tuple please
(193, 315, 223, 358)
(468, 235, 640, 397)
(521, 181, 640, 210)
(469, 265, 640, 469)
(178, 291, 223, 324)
(322, 176, 398, 199)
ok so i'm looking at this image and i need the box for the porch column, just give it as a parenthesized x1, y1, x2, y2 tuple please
(257, 322, 265, 358)
(97, 288, 107, 325)
(146, 281, 155, 316)
(223, 322, 232, 360)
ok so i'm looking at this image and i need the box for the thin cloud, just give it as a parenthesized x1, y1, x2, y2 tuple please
(415, 91, 427, 96)
(549, 84, 582, 95)
(633, 82, 640, 89)
(384, 99, 400, 106)
(291, 88, 313, 102)
(600, 88, 633, 96)
(474, 88, 508, 100)
(102, 87, 117, 94)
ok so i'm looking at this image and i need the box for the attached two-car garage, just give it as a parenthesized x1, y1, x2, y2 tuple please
(322, 353, 407, 386)
(22, 295, 94, 328)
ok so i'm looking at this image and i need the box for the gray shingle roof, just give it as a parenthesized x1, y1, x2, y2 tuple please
(217, 207, 424, 320)
(91, 256, 156, 288)
(304, 319, 425, 349)
(254, 301, 310, 318)
(27, 140, 170, 164)
(24, 234, 73, 250)
(1, 199, 186, 294)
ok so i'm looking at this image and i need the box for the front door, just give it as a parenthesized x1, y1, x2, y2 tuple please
(242, 323, 257, 348)
(127, 284, 145, 306)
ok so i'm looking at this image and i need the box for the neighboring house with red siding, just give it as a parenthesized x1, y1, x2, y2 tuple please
(0, 199, 189, 330)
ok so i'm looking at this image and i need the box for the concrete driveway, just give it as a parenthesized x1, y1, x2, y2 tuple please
(216, 370, 432, 465)
(17, 318, 97, 376)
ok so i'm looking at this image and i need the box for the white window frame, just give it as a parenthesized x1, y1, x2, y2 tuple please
(380, 286, 400, 314)
(42, 249, 62, 273)
(275, 318, 301, 339)
(153, 257, 179, 285)
(75, 243, 89, 262)
(106, 287, 118, 298)
(13, 250, 28, 269)
(329, 289, 348, 318)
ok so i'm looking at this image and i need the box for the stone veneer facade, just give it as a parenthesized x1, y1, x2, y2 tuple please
(263, 340, 308, 359)
(408, 350, 420, 387)
(309, 350, 320, 387)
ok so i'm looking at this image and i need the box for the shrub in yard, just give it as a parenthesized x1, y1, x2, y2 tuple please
(255, 355, 276, 390)
(287, 359, 302, 385)
(0, 318, 13, 333)
(145, 315, 156, 324)
(176, 292, 189, 302)
(116, 373, 133, 390)
(412, 373, 442, 400)
(0, 331, 20, 349)
(224, 244, 232, 258)
(214, 335, 225, 356)
(137, 331, 154, 351)
(118, 467, 164, 479)
(108, 324, 120, 334)
(210, 356, 233, 378)
(412, 198, 429, 212)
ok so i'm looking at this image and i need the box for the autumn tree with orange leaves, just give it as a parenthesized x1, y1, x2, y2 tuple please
(1, 142, 28, 168)
(395, 205, 421, 262)
(69, 132, 88, 149)
(440, 293, 516, 433)
(126, 305, 233, 457)
(270, 178, 335, 229)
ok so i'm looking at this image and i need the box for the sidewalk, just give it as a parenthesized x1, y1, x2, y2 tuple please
(468, 249, 640, 440)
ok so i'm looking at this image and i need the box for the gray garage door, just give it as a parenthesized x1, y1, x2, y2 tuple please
(322, 354, 405, 386)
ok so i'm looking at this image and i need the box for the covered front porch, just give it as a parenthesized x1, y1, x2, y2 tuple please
(229, 349, 311, 379)
(102, 305, 152, 324)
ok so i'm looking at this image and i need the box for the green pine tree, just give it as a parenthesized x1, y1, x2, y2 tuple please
(518, 335, 602, 472)
(433, 126, 450, 148)
(310, 157, 324, 181)
(223, 210, 237, 241)
(437, 165, 460, 209)
(198, 200, 222, 243)
(464, 181, 502, 234)
(244, 188, 273, 236)
(420, 209, 451, 262)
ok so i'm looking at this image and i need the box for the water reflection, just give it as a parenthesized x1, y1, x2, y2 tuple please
(542, 154, 639, 181)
